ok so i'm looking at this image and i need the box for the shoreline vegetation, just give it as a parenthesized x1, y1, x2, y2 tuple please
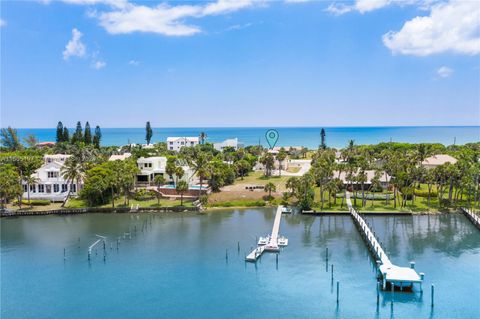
(1, 124, 479, 217)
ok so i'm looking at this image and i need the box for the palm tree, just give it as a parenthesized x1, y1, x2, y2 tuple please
(199, 132, 207, 145)
(24, 175, 38, 205)
(175, 166, 185, 185)
(154, 175, 166, 205)
(190, 152, 211, 196)
(61, 157, 83, 207)
(176, 180, 188, 206)
(276, 148, 287, 176)
(264, 182, 276, 199)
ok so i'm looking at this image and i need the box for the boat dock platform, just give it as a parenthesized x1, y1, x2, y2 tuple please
(346, 193, 423, 291)
(461, 207, 480, 229)
(246, 206, 288, 262)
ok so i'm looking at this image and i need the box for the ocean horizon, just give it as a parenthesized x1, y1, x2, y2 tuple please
(14, 126, 480, 149)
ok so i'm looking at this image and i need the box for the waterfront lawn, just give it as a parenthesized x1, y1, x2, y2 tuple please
(311, 188, 470, 213)
(66, 197, 194, 208)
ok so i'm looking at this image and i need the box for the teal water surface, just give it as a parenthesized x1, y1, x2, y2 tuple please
(1, 210, 479, 318)
(15, 126, 480, 148)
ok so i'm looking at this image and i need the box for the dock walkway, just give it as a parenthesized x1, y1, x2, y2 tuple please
(245, 206, 287, 261)
(461, 207, 480, 229)
(346, 193, 423, 291)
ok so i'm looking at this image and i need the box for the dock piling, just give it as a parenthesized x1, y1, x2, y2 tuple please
(331, 264, 334, 280)
(391, 283, 394, 306)
(64, 248, 66, 260)
(431, 284, 434, 307)
(336, 281, 339, 303)
(376, 281, 380, 305)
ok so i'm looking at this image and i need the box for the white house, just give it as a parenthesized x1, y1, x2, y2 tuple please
(22, 154, 80, 202)
(334, 170, 391, 189)
(421, 154, 457, 169)
(166, 137, 199, 151)
(136, 157, 195, 186)
(213, 138, 244, 151)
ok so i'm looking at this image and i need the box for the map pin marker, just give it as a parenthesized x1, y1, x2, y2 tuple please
(265, 129, 279, 149)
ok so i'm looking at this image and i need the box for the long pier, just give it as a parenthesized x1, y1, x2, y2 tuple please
(461, 207, 480, 229)
(245, 206, 288, 262)
(346, 193, 423, 291)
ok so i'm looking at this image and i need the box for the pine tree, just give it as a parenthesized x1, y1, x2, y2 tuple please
(62, 127, 70, 143)
(145, 121, 153, 145)
(93, 126, 102, 148)
(72, 121, 83, 143)
(56, 121, 64, 142)
(84, 122, 92, 144)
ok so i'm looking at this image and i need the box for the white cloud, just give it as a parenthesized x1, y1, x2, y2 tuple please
(58, 0, 260, 36)
(284, 0, 312, 3)
(324, 3, 354, 15)
(325, 0, 428, 15)
(128, 60, 140, 66)
(436, 66, 454, 78)
(226, 22, 253, 31)
(383, 1, 480, 56)
(62, 28, 86, 60)
(0, 19, 6, 27)
(91, 60, 106, 69)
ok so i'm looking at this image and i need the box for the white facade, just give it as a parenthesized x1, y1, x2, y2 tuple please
(213, 138, 244, 151)
(136, 157, 195, 185)
(166, 137, 199, 151)
(22, 154, 80, 202)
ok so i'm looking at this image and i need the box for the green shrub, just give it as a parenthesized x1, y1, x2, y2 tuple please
(17, 199, 51, 206)
(133, 189, 156, 201)
(209, 200, 266, 208)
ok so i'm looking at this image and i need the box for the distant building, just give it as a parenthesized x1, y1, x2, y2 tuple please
(421, 154, 457, 169)
(213, 138, 244, 151)
(22, 154, 80, 202)
(108, 153, 132, 161)
(136, 157, 195, 185)
(166, 137, 199, 151)
(35, 142, 55, 148)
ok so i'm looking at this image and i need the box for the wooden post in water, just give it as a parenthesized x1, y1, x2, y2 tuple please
(237, 241, 240, 253)
(376, 281, 380, 305)
(336, 281, 339, 304)
(331, 264, 334, 280)
(391, 283, 394, 306)
(64, 248, 66, 260)
(431, 284, 434, 307)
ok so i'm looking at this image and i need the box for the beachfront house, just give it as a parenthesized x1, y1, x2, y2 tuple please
(166, 137, 199, 152)
(213, 138, 244, 151)
(335, 170, 391, 190)
(22, 154, 81, 202)
(421, 154, 457, 169)
(136, 157, 195, 186)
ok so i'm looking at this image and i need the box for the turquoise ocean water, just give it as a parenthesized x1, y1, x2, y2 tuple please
(1, 210, 479, 319)
(15, 126, 480, 148)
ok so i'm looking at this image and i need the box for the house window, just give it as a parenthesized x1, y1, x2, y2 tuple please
(30, 184, 36, 193)
(23, 184, 28, 192)
(48, 171, 59, 178)
(62, 184, 68, 192)
(70, 184, 77, 193)
(53, 184, 59, 192)
(191, 142, 194, 145)
(169, 142, 173, 145)
(170, 147, 173, 150)
(38, 184, 45, 193)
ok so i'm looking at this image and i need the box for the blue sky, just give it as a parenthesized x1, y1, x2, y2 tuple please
(1, 0, 479, 128)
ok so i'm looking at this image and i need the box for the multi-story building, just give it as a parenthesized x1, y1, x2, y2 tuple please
(166, 137, 199, 151)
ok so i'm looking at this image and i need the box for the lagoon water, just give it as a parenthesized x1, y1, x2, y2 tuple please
(1, 210, 479, 319)
(16, 126, 480, 148)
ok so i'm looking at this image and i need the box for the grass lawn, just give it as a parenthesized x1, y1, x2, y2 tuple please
(234, 171, 290, 185)
(67, 197, 194, 208)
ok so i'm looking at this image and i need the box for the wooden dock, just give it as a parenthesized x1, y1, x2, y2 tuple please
(346, 192, 423, 291)
(461, 207, 480, 229)
(245, 206, 287, 262)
